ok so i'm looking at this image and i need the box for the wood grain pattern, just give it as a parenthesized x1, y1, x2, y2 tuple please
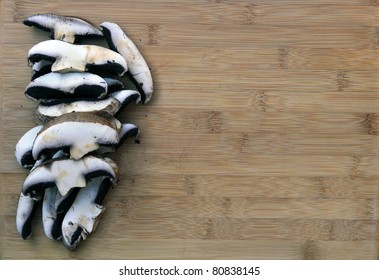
(0, 0, 5, 260)
(1, 0, 379, 259)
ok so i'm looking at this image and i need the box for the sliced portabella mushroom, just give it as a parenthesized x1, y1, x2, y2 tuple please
(111, 90, 141, 114)
(100, 22, 153, 104)
(16, 192, 40, 240)
(36, 97, 120, 123)
(16, 153, 58, 240)
(28, 40, 128, 76)
(42, 150, 74, 240)
(42, 186, 61, 240)
(15, 125, 43, 168)
(32, 112, 121, 160)
(22, 155, 118, 198)
(25, 72, 108, 101)
(118, 123, 140, 145)
(62, 176, 113, 250)
(23, 13, 103, 43)
(31, 64, 124, 93)
(35, 90, 140, 123)
(43, 186, 80, 240)
(31, 60, 52, 80)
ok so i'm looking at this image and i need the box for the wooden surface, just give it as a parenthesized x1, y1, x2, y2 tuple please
(1, 0, 379, 260)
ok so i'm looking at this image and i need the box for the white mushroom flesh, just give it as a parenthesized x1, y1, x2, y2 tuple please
(15, 125, 43, 168)
(16, 193, 37, 239)
(26, 72, 108, 100)
(42, 186, 59, 240)
(23, 13, 103, 43)
(28, 40, 128, 75)
(36, 98, 121, 122)
(62, 177, 109, 250)
(100, 22, 153, 103)
(23, 156, 118, 197)
(31, 60, 52, 80)
(111, 89, 141, 106)
(32, 113, 121, 160)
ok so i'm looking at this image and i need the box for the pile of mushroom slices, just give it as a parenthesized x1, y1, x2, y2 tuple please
(14, 13, 153, 250)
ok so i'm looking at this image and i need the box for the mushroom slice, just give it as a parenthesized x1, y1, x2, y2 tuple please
(36, 97, 121, 123)
(118, 123, 140, 145)
(35, 90, 139, 123)
(42, 150, 75, 240)
(32, 112, 121, 160)
(111, 90, 141, 114)
(16, 192, 40, 240)
(23, 13, 103, 43)
(25, 72, 108, 101)
(100, 22, 153, 104)
(31, 60, 52, 80)
(16, 152, 60, 240)
(42, 186, 60, 240)
(62, 176, 113, 250)
(22, 155, 118, 198)
(43, 186, 80, 240)
(15, 125, 43, 168)
(28, 40, 128, 76)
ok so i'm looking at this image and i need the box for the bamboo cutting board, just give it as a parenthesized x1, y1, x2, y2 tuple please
(1, 0, 379, 260)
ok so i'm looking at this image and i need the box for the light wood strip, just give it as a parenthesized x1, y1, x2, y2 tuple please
(183, 240, 377, 260)
(19, 109, 379, 136)
(123, 175, 379, 199)
(2, 173, 379, 199)
(88, 133, 379, 156)
(3, 192, 378, 220)
(7, 194, 376, 220)
(3, 203, 378, 242)
(145, 91, 379, 113)
(152, 69, 379, 92)
(2, 236, 376, 259)
(4, 130, 379, 168)
(4, 144, 379, 177)
(94, 217, 378, 242)
(1, 0, 6, 259)
(2, 1, 378, 27)
(2, 20, 376, 49)
(0, 175, 3, 259)
(4, 44, 379, 74)
(150, 47, 379, 71)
